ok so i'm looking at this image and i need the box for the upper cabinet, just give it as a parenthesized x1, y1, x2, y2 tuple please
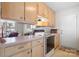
(37, 3, 55, 27)
(25, 2, 38, 24)
(2, 2, 24, 21)
(1, 2, 55, 26)
(36, 3, 49, 26)
(0, 2, 1, 18)
(48, 8, 55, 27)
(38, 3, 48, 18)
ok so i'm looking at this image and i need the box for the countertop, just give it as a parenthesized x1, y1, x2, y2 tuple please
(0, 33, 56, 48)
(0, 35, 44, 48)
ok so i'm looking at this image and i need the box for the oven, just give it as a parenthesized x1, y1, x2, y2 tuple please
(34, 27, 56, 56)
(45, 35, 55, 56)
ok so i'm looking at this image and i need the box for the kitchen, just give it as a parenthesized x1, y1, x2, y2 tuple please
(0, 2, 79, 57)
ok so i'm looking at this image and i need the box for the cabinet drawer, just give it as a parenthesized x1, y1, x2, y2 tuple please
(32, 39, 43, 47)
(12, 49, 31, 57)
(5, 42, 31, 56)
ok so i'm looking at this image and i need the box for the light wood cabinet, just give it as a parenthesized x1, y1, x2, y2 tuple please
(25, 2, 38, 24)
(37, 3, 55, 27)
(5, 42, 31, 56)
(0, 37, 44, 57)
(54, 33, 60, 49)
(48, 8, 55, 27)
(2, 2, 24, 21)
(12, 49, 31, 57)
(32, 38, 43, 47)
(38, 3, 48, 18)
(0, 2, 1, 18)
(1, 2, 55, 26)
(37, 3, 49, 26)
(32, 44, 44, 57)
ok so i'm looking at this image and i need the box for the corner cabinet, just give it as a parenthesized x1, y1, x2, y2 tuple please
(1, 2, 24, 21)
(25, 2, 37, 24)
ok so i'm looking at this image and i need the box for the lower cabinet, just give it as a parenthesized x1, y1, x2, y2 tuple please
(54, 33, 60, 49)
(12, 49, 31, 57)
(12, 44, 44, 57)
(0, 39, 44, 57)
(32, 44, 44, 57)
(4, 42, 32, 56)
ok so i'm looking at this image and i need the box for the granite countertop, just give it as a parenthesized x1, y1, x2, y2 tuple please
(0, 35, 44, 48)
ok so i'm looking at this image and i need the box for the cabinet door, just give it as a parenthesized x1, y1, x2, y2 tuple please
(36, 3, 49, 26)
(54, 33, 60, 49)
(38, 3, 48, 18)
(38, 3, 55, 27)
(0, 2, 1, 18)
(32, 44, 44, 57)
(12, 49, 31, 57)
(2, 2, 24, 21)
(48, 8, 55, 27)
(25, 2, 37, 24)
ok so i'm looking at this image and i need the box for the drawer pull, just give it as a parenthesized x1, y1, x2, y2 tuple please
(38, 41, 40, 43)
(42, 45, 44, 47)
(20, 17, 24, 19)
(27, 51, 30, 54)
(18, 46, 24, 49)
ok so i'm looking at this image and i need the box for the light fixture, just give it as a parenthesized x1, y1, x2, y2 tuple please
(37, 16, 48, 22)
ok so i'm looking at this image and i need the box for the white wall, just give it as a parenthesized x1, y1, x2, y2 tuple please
(55, 6, 79, 29)
(55, 6, 79, 49)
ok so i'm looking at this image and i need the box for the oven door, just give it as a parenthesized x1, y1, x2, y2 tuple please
(45, 35, 55, 56)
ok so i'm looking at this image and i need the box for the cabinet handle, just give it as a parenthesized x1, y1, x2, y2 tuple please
(38, 41, 40, 43)
(27, 51, 30, 54)
(18, 46, 24, 49)
(20, 17, 24, 19)
(42, 45, 44, 47)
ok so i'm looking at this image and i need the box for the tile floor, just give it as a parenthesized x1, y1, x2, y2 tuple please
(52, 49, 79, 57)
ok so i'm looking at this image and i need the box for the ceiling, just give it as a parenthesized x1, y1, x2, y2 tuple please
(45, 2, 79, 12)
